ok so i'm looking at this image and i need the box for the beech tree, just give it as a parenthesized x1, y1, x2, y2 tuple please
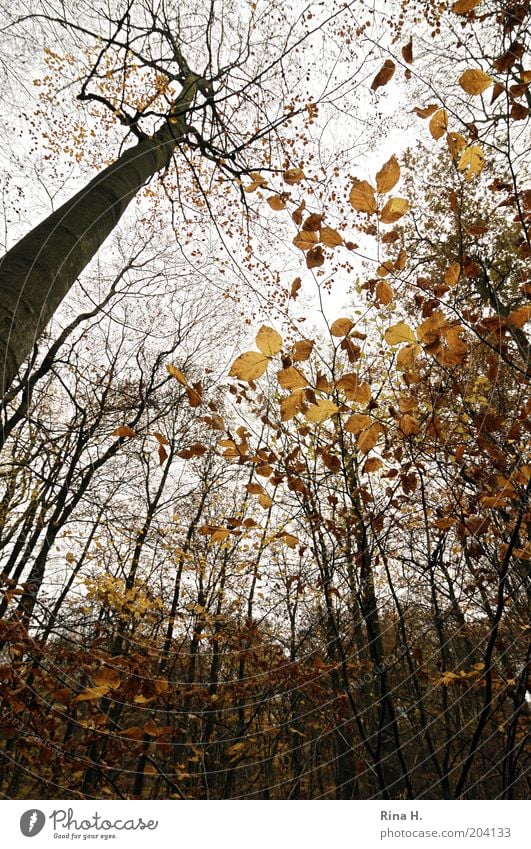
(0, 0, 529, 802)
(0, 0, 358, 395)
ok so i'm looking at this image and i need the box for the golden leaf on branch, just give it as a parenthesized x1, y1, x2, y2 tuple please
(305, 399, 339, 423)
(379, 197, 409, 224)
(330, 317, 354, 337)
(452, 0, 481, 12)
(349, 180, 377, 213)
(267, 195, 286, 211)
(320, 226, 343, 247)
(293, 230, 319, 250)
(459, 69, 493, 95)
(458, 144, 485, 181)
(376, 155, 400, 194)
(429, 108, 448, 139)
(444, 262, 461, 287)
(229, 351, 269, 381)
(376, 280, 394, 305)
(277, 366, 308, 390)
(256, 325, 282, 356)
(384, 321, 416, 345)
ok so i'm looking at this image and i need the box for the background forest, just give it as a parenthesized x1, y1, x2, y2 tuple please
(0, 0, 529, 800)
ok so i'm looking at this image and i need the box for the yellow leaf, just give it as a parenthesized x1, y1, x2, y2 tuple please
(357, 422, 383, 454)
(384, 321, 416, 345)
(305, 399, 339, 423)
(267, 196, 286, 211)
(166, 364, 188, 386)
(74, 685, 110, 703)
(349, 180, 377, 213)
(444, 262, 461, 287)
(429, 108, 448, 140)
(380, 197, 409, 224)
(377, 261, 394, 277)
(459, 68, 493, 95)
(93, 668, 121, 689)
(256, 325, 282, 356)
(280, 391, 305, 421)
(376, 155, 400, 194)
(345, 413, 371, 434)
(452, 0, 480, 12)
(258, 493, 273, 509)
(396, 344, 420, 371)
(320, 226, 343, 247)
(292, 230, 319, 251)
(507, 305, 531, 327)
(458, 144, 485, 181)
(447, 132, 467, 160)
(330, 317, 354, 337)
(111, 425, 136, 438)
(277, 366, 308, 390)
(229, 351, 269, 381)
(280, 533, 299, 548)
(376, 280, 393, 305)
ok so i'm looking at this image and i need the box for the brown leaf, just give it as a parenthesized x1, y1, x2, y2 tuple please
(267, 195, 286, 211)
(111, 425, 136, 438)
(302, 212, 324, 231)
(319, 226, 343, 247)
(452, 0, 480, 12)
(371, 59, 396, 91)
(306, 246, 325, 268)
(290, 277, 302, 298)
(376, 280, 393, 305)
(283, 167, 305, 184)
(292, 339, 314, 361)
(401, 38, 413, 64)
(293, 230, 319, 251)
(412, 104, 439, 118)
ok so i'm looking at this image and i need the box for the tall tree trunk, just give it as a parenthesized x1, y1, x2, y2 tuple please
(0, 74, 199, 397)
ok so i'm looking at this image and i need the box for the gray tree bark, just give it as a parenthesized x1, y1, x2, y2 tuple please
(0, 73, 199, 397)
